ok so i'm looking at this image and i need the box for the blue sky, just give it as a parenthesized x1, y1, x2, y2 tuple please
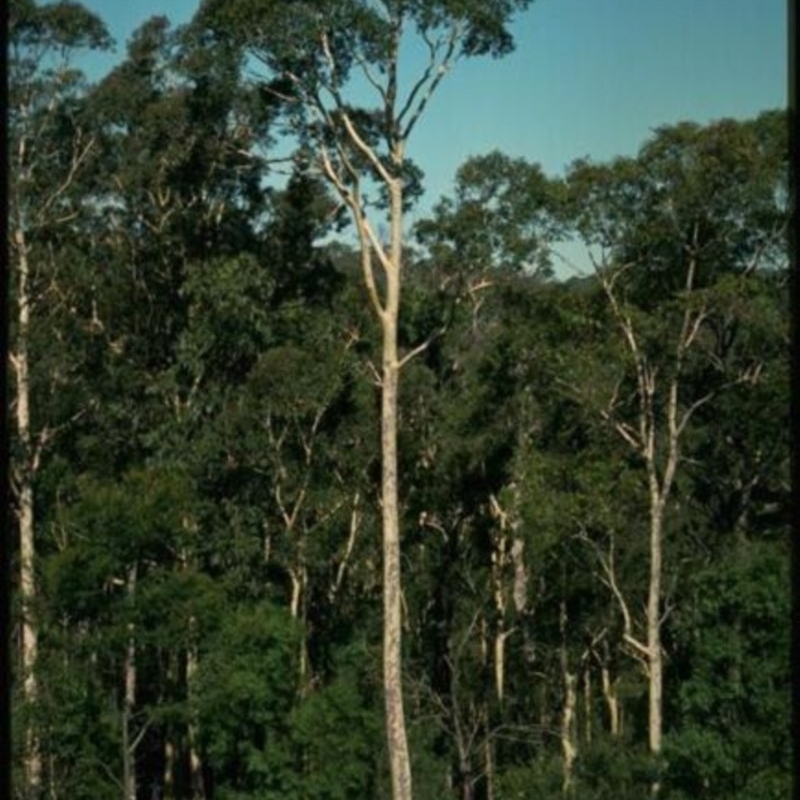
(76, 0, 787, 269)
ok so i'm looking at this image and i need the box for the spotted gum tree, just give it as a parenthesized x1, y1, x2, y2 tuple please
(193, 2, 535, 797)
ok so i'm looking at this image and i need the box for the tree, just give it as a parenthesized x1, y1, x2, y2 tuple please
(415, 150, 561, 278)
(663, 538, 790, 800)
(8, 2, 111, 793)
(562, 111, 788, 789)
(192, 3, 535, 797)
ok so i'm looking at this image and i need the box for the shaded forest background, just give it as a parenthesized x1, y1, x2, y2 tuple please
(8, 2, 790, 799)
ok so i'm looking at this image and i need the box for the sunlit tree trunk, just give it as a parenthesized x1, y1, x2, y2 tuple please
(380, 173, 413, 800)
(12, 225, 42, 798)
(599, 244, 732, 792)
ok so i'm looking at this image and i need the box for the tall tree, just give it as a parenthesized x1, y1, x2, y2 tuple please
(192, 3, 535, 797)
(562, 111, 788, 788)
(8, 2, 111, 793)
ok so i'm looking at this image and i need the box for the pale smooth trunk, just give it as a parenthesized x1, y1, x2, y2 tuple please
(289, 566, 309, 687)
(15, 229, 42, 796)
(601, 664, 621, 738)
(559, 601, 577, 796)
(163, 654, 176, 798)
(382, 328, 411, 800)
(583, 663, 592, 745)
(647, 497, 664, 758)
(163, 737, 176, 799)
(186, 639, 205, 800)
(382, 177, 412, 800)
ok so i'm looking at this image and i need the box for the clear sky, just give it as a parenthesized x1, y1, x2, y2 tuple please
(75, 0, 787, 268)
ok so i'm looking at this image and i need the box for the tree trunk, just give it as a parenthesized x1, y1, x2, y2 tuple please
(186, 636, 205, 800)
(600, 663, 621, 738)
(582, 661, 592, 746)
(163, 653, 177, 799)
(122, 564, 138, 800)
(647, 494, 665, 782)
(13, 227, 42, 798)
(289, 564, 309, 688)
(484, 735, 495, 800)
(381, 175, 412, 800)
(163, 736, 176, 800)
(559, 601, 577, 797)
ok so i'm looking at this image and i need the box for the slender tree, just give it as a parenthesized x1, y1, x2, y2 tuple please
(8, 2, 110, 792)
(194, 3, 534, 797)
(563, 112, 788, 787)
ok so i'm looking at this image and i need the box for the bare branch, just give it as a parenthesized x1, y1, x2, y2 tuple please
(354, 50, 389, 105)
(580, 528, 649, 662)
(339, 111, 394, 185)
(36, 131, 96, 226)
(399, 23, 463, 140)
(329, 490, 361, 603)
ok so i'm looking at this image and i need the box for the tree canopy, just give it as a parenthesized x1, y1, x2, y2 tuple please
(7, 3, 789, 800)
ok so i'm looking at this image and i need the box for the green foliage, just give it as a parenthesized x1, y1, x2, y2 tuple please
(415, 151, 562, 277)
(291, 643, 383, 799)
(663, 541, 791, 800)
(564, 112, 787, 310)
(193, 604, 301, 799)
(9, 5, 789, 794)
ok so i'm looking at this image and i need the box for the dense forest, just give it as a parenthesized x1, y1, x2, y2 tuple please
(8, 1, 790, 799)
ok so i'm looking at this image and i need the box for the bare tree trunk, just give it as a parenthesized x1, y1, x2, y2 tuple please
(289, 564, 309, 688)
(600, 663, 621, 738)
(163, 736, 176, 800)
(381, 174, 412, 798)
(484, 735, 495, 800)
(162, 654, 177, 800)
(647, 498, 664, 759)
(582, 660, 592, 746)
(559, 601, 577, 796)
(122, 564, 138, 800)
(13, 228, 42, 798)
(316, 76, 415, 799)
(186, 636, 205, 800)
(490, 522, 508, 705)
(488, 492, 527, 707)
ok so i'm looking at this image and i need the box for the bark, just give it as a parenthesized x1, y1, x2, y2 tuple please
(122, 564, 138, 800)
(186, 637, 205, 800)
(600, 664, 621, 738)
(13, 227, 42, 797)
(484, 736, 495, 800)
(289, 564, 309, 687)
(646, 501, 664, 757)
(163, 736, 176, 799)
(489, 518, 508, 704)
(488, 492, 526, 706)
(382, 174, 412, 800)
(163, 654, 177, 799)
(582, 661, 592, 746)
(559, 601, 577, 796)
